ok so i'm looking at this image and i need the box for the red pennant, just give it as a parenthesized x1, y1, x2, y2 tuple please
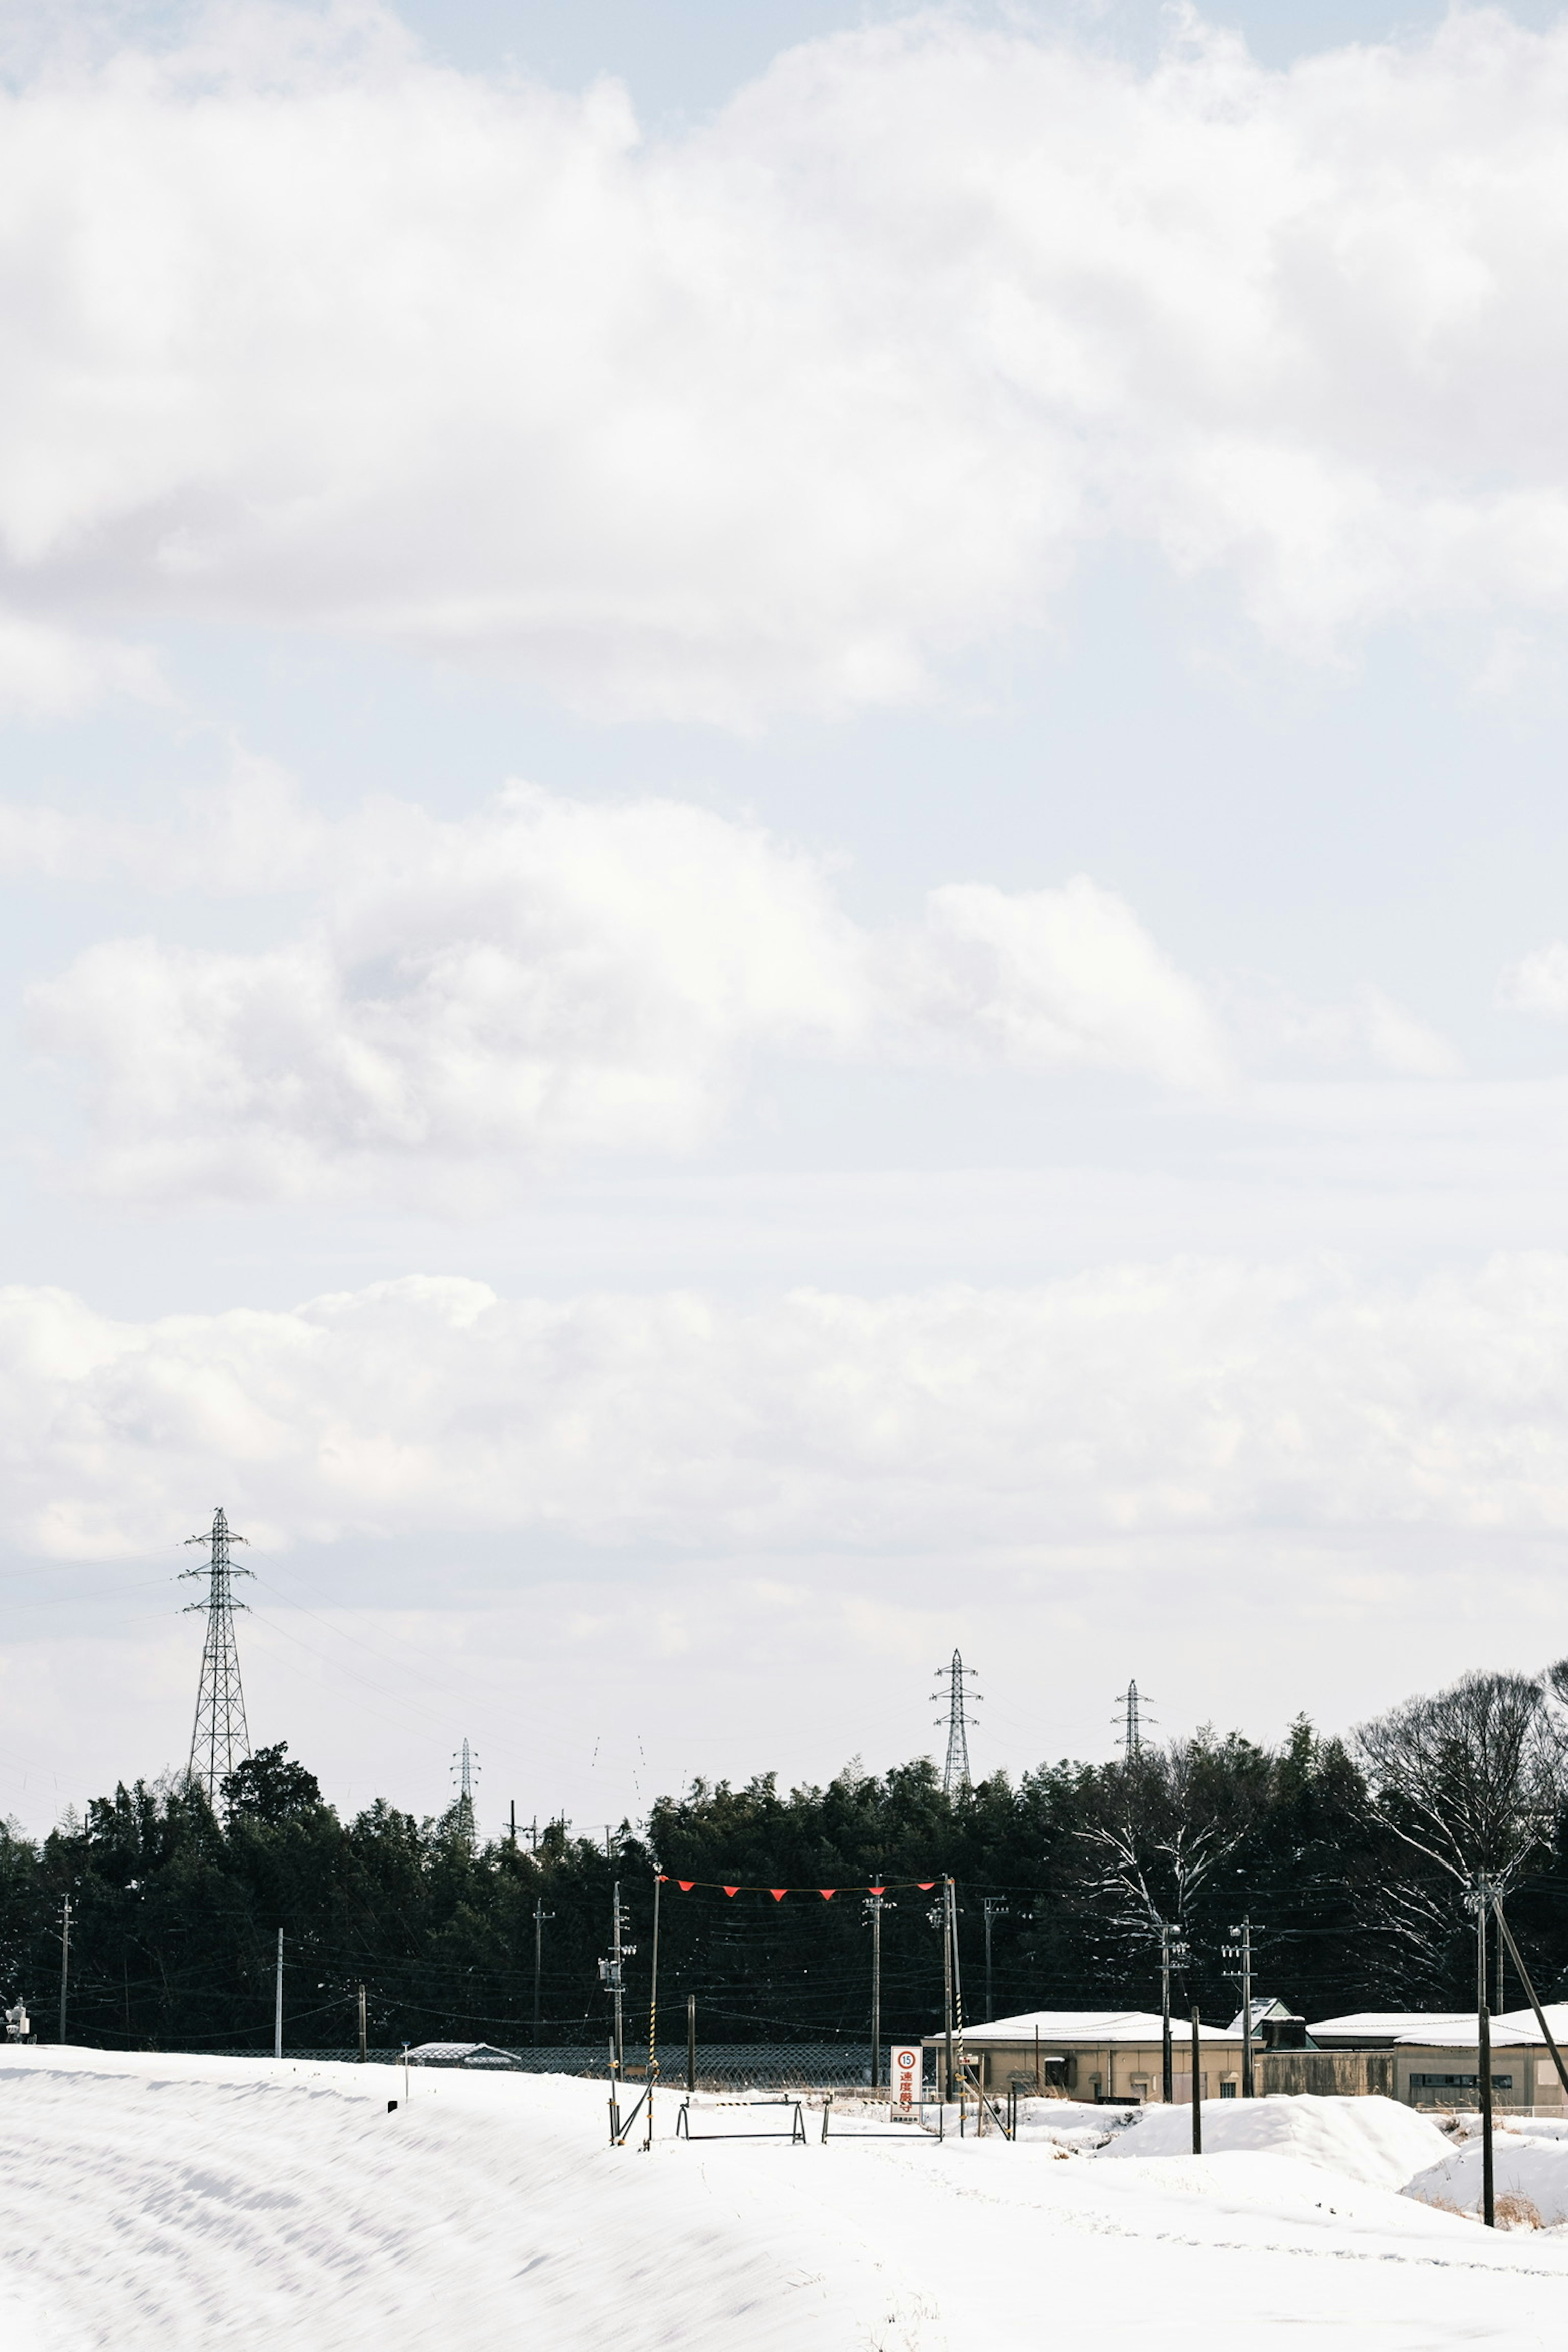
(918, 1881, 936, 1890)
(723, 1886, 739, 1898)
(869, 1884, 886, 1896)
(657, 1873, 668, 1882)
(678, 1881, 695, 1892)
(770, 1888, 788, 1902)
(820, 1889, 835, 1900)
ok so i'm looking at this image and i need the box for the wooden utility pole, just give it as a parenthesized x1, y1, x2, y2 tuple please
(982, 1898, 1008, 2023)
(274, 1928, 283, 2061)
(868, 1891, 884, 2090)
(1475, 1879, 1494, 2227)
(1493, 1899, 1568, 2099)
(1161, 1924, 1174, 2104)
(357, 1983, 368, 2061)
(941, 1880, 955, 2103)
(1224, 1918, 1257, 2097)
(534, 1898, 545, 2042)
(58, 1896, 71, 2045)
(1190, 2007, 1202, 2155)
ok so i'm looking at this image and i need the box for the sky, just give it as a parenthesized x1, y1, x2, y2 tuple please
(6, 0, 1568, 1838)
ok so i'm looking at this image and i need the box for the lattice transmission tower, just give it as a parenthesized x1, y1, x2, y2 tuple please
(932, 1649, 980, 1794)
(453, 1739, 479, 1845)
(1116, 1679, 1154, 1760)
(183, 1507, 253, 1806)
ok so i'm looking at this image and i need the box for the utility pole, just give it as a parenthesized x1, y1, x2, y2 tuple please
(182, 1507, 253, 1806)
(58, 1896, 71, 2045)
(1118, 1681, 1148, 1760)
(686, 1993, 697, 2093)
(866, 1887, 891, 2089)
(941, 1880, 956, 2101)
(982, 1898, 1009, 2022)
(1160, 1924, 1188, 2103)
(357, 1982, 367, 2061)
(1190, 2006, 1203, 2155)
(1223, 1918, 1258, 2098)
(532, 1897, 553, 2044)
(509, 1800, 517, 1847)
(931, 1653, 979, 1795)
(1473, 1875, 1494, 2227)
(598, 1882, 635, 2080)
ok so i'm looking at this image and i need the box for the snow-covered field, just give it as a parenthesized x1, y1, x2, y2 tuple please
(4, 2053, 1568, 2350)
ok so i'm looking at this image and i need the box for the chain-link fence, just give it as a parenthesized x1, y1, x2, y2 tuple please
(208, 2042, 883, 2088)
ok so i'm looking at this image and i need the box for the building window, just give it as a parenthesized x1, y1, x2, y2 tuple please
(1220, 2080, 1237, 2098)
(1408, 2074, 1513, 2091)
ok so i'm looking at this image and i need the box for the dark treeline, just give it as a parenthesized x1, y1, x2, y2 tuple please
(4, 1671, 1568, 2054)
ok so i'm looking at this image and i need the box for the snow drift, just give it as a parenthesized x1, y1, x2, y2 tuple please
(1105, 2092, 1452, 2185)
(1406, 2124, 1568, 2226)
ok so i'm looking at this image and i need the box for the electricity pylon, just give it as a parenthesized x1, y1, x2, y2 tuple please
(183, 1507, 252, 1806)
(453, 1739, 479, 1845)
(1116, 1680, 1152, 1760)
(932, 1650, 979, 1795)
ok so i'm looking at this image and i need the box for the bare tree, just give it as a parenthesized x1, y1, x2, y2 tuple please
(1078, 1734, 1264, 1950)
(1354, 1670, 1565, 1895)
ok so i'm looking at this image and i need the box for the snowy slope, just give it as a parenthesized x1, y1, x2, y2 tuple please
(4, 2052, 1568, 2351)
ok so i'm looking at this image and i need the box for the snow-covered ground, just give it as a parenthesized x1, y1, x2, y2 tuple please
(4, 2053, 1568, 2350)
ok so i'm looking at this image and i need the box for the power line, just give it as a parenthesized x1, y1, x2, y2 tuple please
(182, 1508, 253, 1807)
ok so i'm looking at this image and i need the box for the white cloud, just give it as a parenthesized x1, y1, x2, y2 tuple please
(25, 781, 1231, 1200)
(1229, 977, 1462, 1077)
(887, 878, 1230, 1089)
(5, 7, 1568, 713)
(1499, 942, 1568, 1019)
(5, 1254, 1568, 1561)
(0, 607, 164, 719)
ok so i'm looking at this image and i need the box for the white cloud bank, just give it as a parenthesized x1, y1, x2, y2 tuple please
(1499, 942, 1568, 1018)
(24, 780, 1233, 1198)
(5, 1254, 1568, 1562)
(6, 5, 1568, 714)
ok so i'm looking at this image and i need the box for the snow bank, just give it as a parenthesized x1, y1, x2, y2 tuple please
(3, 2051, 1567, 2348)
(1103, 2094, 1451, 2186)
(0, 2051, 894, 2351)
(1406, 2129, 1568, 2226)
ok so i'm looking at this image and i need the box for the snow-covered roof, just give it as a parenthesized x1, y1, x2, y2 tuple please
(405, 2041, 521, 2067)
(1309, 2012, 1540, 2049)
(1227, 1996, 1298, 2033)
(1497, 2003, 1568, 2044)
(924, 2009, 1240, 2046)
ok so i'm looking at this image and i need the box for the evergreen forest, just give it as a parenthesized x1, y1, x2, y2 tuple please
(4, 1670, 1568, 2057)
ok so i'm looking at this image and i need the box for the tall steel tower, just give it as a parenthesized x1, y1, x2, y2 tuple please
(183, 1508, 252, 1806)
(453, 1739, 478, 1845)
(1116, 1680, 1154, 1760)
(932, 1650, 979, 1795)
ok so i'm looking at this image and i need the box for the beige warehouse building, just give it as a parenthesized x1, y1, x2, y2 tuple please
(1299, 2007, 1568, 2112)
(924, 2009, 1250, 2103)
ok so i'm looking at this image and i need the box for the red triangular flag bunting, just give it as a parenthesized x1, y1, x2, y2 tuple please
(820, 1889, 835, 1900)
(918, 1880, 936, 1889)
(869, 1884, 886, 1895)
(723, 1886, 739, 1898)
(678, 1881, 695, 1892)
(770, 1888, 788, 1902)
